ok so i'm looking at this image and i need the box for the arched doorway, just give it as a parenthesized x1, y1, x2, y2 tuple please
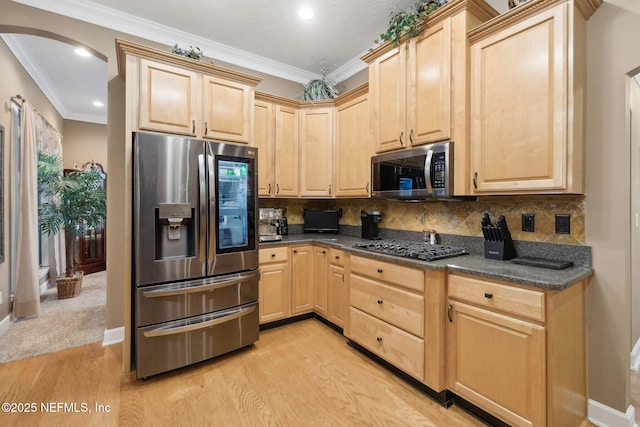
(0, 29, 109, 361)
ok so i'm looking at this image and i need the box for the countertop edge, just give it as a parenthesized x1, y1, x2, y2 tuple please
(259, 235, 593, 290)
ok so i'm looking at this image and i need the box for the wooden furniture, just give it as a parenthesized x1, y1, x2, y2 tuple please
(327, 248, 347, 329)
(258, 247, 291, 324)
(446, 273, 587, 426)
(362, 0, 497, 195)
(299, 104, 335, 197)
(469, 0, 601, 194)
(116, 39, 261, 143)
(290, 245, 314, 314)
(347, 254, 447, 391)
(334, 84, 372, 198)
(63, 163, 106, 275)
(254, 93, 300, 197)
(312, 246, 329, 316)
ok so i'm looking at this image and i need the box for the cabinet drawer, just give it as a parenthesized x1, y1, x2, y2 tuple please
(351, 255, 424, 292)
(259, 247, 288, 264)
(350, 307, 424, 381)
(448, 274, 545, 322)
(350, 274, 424, 337)
(330, 248, 346, 267)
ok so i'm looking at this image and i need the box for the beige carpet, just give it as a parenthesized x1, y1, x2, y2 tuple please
(0, 270, 106, 363)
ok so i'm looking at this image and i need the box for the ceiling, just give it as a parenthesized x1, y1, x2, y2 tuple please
(3, 0, 514, 124)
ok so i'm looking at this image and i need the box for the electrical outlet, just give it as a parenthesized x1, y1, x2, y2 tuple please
(555, 214, 571, 234)
(522, 214, 535, 232)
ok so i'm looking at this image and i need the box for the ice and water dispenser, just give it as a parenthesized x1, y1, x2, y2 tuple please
(155, 203, 195, 260)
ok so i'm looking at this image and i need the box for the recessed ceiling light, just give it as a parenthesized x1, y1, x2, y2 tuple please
(298, 6, 314, 20)
(93, 101, 104, 107)
(75, 47, 91, 57)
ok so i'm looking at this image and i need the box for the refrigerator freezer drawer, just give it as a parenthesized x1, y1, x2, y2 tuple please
(136, 271, 259, 327)
(136, 302, 259, 379)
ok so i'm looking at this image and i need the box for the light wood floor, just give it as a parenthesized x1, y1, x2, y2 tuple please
(0, 318, 486, 426)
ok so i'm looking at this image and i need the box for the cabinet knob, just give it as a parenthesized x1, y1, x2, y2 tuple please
(335, 255, 340, 260)
(377, 299, 383, 304)
(293, 249, 297, 253)
(377, 268, 383, 273)
(376, 336, 383, 342)
(484, 292, 493, 299)
(322, 250, 326, 254)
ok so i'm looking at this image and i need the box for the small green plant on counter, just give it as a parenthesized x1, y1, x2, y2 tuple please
(375, 0, 448, 47)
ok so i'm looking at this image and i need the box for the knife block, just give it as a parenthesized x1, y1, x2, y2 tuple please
(484, 236, 516, 260)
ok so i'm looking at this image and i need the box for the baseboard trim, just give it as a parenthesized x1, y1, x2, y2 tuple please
(632, 337, 640, 371)
(588, 400, 635, 427)
(0, 314, 11, 337)
(103, 326, 124, 346)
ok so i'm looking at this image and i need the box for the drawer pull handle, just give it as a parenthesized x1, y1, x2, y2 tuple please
(271, 253, 276, 257)
(377, 299, 383, 304)
(448, 304, 453, 323)
(376, 336, 383, 342)
(377, 268, 383, 273)
(322, 250, 326, 254)
(484, 292, 493, 299)
(335, 255, 340, 259)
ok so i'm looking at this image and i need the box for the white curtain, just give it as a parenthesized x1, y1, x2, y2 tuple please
(14, 102, 40, 318)
(13, 101, 64, 318)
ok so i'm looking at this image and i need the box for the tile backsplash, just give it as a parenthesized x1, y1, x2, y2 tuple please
(259, 195, 585, 245)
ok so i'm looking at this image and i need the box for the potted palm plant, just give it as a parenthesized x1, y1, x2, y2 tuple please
(37, 152, 107, 298)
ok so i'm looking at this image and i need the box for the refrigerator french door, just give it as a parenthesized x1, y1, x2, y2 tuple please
(133, 132, 259, 379)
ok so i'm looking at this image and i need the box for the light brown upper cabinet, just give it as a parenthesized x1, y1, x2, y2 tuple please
(254, 93, 300, 198)
(300, 103, 335, 197)
(117, 39, 261, 143)
(362, 0, 497, 195)
(334, 84, 372, 198)
(469, 0, 601, 194)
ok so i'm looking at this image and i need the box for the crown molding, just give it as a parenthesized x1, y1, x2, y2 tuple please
(10, 0, 324, 84)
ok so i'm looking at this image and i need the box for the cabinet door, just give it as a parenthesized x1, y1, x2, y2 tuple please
(202, 76, 253, 144)
(139, 59, 199, 136)
(407, 19, 451, 146)
(328, 264, 346, 328)
(471, 5, 567, 193)
(313, 247, 329, 316)
(254, 100, 275, 197)
(447, 301, 546, 427)
(274, 105, 299, 197)
(291, 246, 313, 314)
(258, 261, 290, 324)
(369, 45, 407, 153)
(335, 93, 371, 197)
(300, 107, 334, 197)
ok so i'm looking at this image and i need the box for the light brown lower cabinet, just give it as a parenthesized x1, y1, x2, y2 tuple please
(327, 249, 347, 329)
(446, 273, 587, 427)
(258, 247, 290, 324)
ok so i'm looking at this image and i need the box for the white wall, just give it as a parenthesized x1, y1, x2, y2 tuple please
(586, 0, 640, 412)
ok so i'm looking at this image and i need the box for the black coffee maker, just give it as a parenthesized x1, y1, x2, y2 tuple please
(361, 211, 382, 240)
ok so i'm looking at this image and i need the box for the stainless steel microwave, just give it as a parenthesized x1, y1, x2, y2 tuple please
(371, 141, 453, 200)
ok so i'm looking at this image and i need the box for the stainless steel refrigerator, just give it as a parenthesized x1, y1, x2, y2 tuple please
(132, 132, 259, 379)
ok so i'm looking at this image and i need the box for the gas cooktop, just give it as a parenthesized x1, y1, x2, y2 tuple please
(353, 239, 467, 262)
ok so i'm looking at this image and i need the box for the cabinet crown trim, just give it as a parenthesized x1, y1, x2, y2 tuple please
(115, 38, 263, 86)
(468, 0, 602, 42)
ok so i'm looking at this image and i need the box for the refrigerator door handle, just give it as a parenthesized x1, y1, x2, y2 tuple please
(142, 305, 256, 338)
(198, 154, 207, 263)
(207, 153, 216, 262)
(142, 273, 257, 298)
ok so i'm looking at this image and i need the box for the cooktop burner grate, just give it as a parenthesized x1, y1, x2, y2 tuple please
(353, 240, 467, 262)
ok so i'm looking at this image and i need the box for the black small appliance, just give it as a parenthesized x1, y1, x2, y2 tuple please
(279, 216, 289, 235)
(361, 210, 382, 240)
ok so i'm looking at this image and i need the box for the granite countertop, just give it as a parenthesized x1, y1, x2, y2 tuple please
(260, 234, 593, 291)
